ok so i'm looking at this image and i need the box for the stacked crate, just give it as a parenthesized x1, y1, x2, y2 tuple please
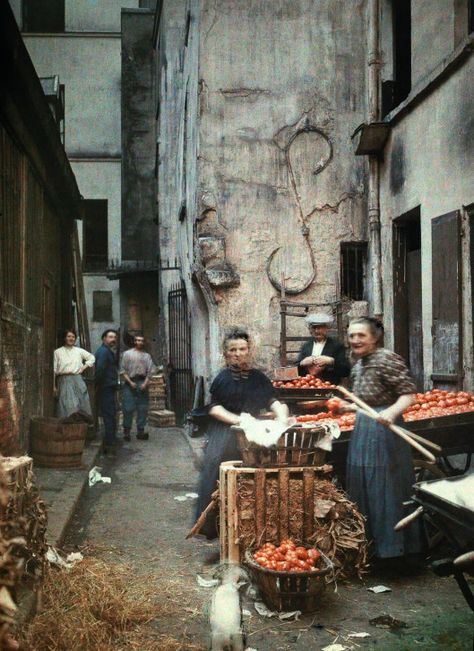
(148, 375, 176, 427)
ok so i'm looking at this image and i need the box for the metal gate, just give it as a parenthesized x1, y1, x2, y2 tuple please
(168, 283, 193, 423)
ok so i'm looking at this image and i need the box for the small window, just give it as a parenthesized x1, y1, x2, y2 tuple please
(340, 242, 367, 301)
(23, 0, 65, 33)
(92, 291, 113, 322)
(82, 200, 108, 272)
(470, 0, 474, 33)
(392, 0, 412, 108)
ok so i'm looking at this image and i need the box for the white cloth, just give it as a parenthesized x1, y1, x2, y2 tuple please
(54, 346, 95, 375)
(311, 341, 325, 357)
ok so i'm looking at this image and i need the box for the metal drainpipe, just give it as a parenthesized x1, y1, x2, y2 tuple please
(368, 0, 383, 318)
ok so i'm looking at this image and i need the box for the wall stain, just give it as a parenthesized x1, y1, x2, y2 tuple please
(390, 137, 405, 195)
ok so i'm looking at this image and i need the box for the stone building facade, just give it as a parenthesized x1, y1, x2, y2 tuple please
(154, 0, 370, 401)
(373, 0, 474, 392)
(10, 0, 159, 358)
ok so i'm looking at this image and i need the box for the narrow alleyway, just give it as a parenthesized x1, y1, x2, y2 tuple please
(60, 429, 474, 651)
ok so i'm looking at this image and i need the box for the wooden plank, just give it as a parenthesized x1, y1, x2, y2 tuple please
(255, 469, 266, 548)
(303, 469, 315, 540)
(279, 469, 290, 541)
(219, 464, 228, 560)
(227, 469, 239, 562)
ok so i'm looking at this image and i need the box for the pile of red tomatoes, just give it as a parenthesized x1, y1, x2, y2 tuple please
(403, 389, 474, 421)
(296, 411, 356, 431)
(252, 539, 322, 573)
(272, 375, 336, 390)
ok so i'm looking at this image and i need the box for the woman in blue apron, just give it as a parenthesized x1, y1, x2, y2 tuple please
(195, 327, 289, 540)
(344, 317, 423, 560)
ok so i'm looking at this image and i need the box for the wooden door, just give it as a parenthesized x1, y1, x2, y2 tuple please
(431, 211, 462, 389)
(407, 249, 423, 388)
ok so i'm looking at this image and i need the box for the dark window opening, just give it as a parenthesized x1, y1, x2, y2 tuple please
(82, 199, 108, 272)
(92, 291, 113, 322)
(393, 0, 412, 107)
(469, 0, 474, 33)
(340, 242, 367, 301)
(23, 0, 65, 33)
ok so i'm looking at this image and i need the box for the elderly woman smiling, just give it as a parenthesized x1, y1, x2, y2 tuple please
(195, 327, 289, 539)
(342, 317, 423, 563)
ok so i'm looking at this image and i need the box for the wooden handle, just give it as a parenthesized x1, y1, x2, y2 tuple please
(394, 506, 423, 531)
(337, 386, 436, 463)
(185, 489, 219, 539)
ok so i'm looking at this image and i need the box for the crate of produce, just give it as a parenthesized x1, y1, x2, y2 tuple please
(234, 426, 327, 467)
(244, 542, 332, 612)
(219, 462, 367, 577)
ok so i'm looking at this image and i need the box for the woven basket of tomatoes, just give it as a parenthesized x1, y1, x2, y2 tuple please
(272, 376, 341, 400)
(245, 539, 333, 612)
(235, 427, 327, 467)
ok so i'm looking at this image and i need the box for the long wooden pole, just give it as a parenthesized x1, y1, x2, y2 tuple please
(337, 385, 436, 463)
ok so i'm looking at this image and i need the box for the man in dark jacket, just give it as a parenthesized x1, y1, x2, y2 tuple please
(95, 329, 119, 452)
(297, 313, 350, 385)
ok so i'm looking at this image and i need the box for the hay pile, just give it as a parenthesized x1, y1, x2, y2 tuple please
(21, 557, 204, 651)
(236, 475, 368, 579)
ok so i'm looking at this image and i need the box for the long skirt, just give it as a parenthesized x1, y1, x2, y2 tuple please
(346, 407, 423, 559)
(57, 375, 92, 420)
(195, 420, 242, 540)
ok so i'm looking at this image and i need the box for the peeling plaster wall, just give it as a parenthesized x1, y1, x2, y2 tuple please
(196, 0, 368, 372)
(380, 53, 474, 389)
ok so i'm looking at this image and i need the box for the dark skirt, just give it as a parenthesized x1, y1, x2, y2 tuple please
(195, 420, 242, 540)
(346, 407, 423, 559)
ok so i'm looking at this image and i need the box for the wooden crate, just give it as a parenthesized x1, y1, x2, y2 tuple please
(219, 461, 332, 562)
(0, 456, 33, 518)
(148, 409, 176, 427)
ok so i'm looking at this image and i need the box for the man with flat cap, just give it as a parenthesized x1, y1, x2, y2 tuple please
(297, 313, 351, 385)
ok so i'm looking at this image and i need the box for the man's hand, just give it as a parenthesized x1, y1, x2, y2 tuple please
(129, 381, 137, 390)
(300, 356, 315, 367)
(53, 387, 58, 399)
(312, 355, 334, 368)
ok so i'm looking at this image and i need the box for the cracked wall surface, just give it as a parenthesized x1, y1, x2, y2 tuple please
(157, 0, 369, 379)
(197, 0, 368, 370)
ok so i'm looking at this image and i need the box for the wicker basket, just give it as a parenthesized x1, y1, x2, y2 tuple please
(245, 548, 333, 612)
(235, 427, 327, 467)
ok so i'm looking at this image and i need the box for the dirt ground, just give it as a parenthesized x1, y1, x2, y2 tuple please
(63, 428, 474, 650)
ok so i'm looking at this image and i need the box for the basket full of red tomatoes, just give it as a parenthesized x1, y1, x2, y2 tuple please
(245, 539, 333, 612)
(272, 375, 341, 400)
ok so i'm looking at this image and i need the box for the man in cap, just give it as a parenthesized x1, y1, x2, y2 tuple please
(297, 313, 350, 385)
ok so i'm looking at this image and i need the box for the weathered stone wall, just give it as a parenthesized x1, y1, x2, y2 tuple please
(195, 0, 369, 373)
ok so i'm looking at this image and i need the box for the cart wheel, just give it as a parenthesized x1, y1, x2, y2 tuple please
(413, 459, 446, 482)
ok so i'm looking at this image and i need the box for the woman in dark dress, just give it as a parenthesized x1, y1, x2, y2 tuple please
(195, 327, 289, 539)
(343, 318, 423, 560)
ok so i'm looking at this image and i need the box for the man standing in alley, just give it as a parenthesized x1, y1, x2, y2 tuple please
(120, 334, 156, 441)
(95, 329, 119, 453)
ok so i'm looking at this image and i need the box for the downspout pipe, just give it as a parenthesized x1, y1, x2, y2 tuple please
(368, 0, 383, 318)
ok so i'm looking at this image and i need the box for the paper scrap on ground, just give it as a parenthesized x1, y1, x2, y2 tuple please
(47, 547, 83, 570)
(322, 644, 347, 651)
(348, 632, 371, 638)
(174, 495, 188, 502)
(0, 586, 17, 614)
(88, 466, 111, 487)
(185, 492, 198, 499)
(254, 602, 300, 620)
(242, 609, 252, 617)
(197, 575, 219, 588)
(367, 585, 392, 594)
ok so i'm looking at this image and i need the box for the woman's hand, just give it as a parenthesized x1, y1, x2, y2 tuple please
(377, 408, 397, 426)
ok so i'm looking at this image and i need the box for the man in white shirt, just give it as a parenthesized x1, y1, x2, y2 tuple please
(120, 334, 155, 441)
(54, 330, 95, 419)
(297, 313, 350, 385)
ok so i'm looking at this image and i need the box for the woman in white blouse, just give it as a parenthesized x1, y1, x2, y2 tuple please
(53, 330, 95, 419)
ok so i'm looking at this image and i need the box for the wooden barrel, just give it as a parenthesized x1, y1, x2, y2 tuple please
(30, 417, 87, 468)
